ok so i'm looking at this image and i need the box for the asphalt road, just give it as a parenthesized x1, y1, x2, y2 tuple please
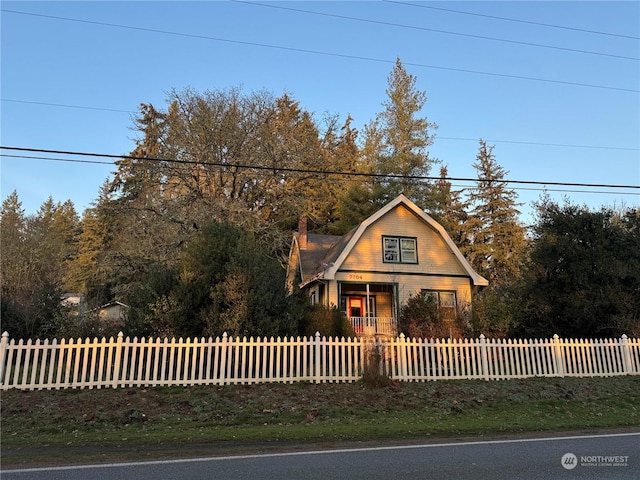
(2, 432, 638, 480)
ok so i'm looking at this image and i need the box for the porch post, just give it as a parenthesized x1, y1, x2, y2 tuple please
(394, 283, 400, 334)
(366, 284, 370, 317)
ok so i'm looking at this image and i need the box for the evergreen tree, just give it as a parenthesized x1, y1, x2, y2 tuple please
(128, 221, 296, 338)
(0, 191, 26, 295)
(517, 201, 639, 338)
(63, 204, 110, 305)
(336, 58, 438, 230)
(0, 192, 28, 337)
(464, 140, 526, 287)
(316, 113, 360, 234)
(1, 194, 80, 338)
(368, 58, 438, 207)
(427, 166, 469, 248)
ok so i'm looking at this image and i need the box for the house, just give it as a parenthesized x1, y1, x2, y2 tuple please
(286, 195, 488, 337)
(61, 293, 86, 309)
(96, 301, 129, 329)
(60, 293, 87, 319)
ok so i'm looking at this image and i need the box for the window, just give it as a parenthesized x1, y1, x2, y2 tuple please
(400, 238, 417, 263)
(421, 290, 457, 308)
(383, 236, 417, 263)
(368, 296, 377, 317)
(438, 291, 456, 308)
(383, 237, 399, 262)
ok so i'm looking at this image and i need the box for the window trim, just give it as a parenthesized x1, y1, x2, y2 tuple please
(382, 235, 418, 264)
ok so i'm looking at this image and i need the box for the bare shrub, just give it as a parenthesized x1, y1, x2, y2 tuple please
(361, 342, 393, 388)
(399, 291, 471, 339)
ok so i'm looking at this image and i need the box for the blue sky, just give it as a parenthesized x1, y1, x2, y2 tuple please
(1, 1, 639, 224)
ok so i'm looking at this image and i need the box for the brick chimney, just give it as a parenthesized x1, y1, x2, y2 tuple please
(298, 215, 308, 250)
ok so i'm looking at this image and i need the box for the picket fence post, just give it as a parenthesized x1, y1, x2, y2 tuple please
(314, 331, 321, 384)
(620, 335, 633, 375)
(220, 333, 228, 385)
(479, 334, 489, 381)
(399, 333, 409, 380)
(112, 332, 124, 389)
(552, 334, 565, 377)
(0, 332, 8, 385)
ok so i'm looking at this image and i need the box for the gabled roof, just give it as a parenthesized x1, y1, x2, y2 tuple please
(294, 195, 488, 288)
(294, 232, 342, 283)
(98, 301, 129, 310)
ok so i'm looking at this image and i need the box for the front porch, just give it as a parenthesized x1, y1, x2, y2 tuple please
(339, 282, 398, 339)
(349, 316, 398, 338)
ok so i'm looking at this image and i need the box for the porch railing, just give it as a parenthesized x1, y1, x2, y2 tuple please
(349, 317, 397, 337)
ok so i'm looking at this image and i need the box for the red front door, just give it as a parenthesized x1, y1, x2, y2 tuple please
(348, 297, 364, 317)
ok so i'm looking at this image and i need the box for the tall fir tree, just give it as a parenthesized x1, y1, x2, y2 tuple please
(63, 206, 109, 304)
(316, 113, 360, 234)
(0, 192, 29, 336)
(464, 140, 526, 287)
(373, 58, 438, 206)
(1, 194, 80, 338)
(427, 166, 470, 248)
(0, 191, 27, 296)
(336, 58, 438, 231)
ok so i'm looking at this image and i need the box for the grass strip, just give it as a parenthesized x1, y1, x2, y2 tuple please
(2, 376, 639, 467)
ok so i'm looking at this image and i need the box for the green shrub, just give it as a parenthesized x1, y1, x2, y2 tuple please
(300, 305, 355, 338)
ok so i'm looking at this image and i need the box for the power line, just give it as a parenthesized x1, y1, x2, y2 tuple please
(6, 152, 636, 197)
(436, 136, 640, 152)
(2, 9, 638, 94)
(0, 153, 114, 166)
(384, 1, 640, 40)
(2, 146, 639, 192)
(0, 99, 132, 114)
(4, 152, 638, 198)
(236, 1, 639, 61)
(2, 98, 638, 153)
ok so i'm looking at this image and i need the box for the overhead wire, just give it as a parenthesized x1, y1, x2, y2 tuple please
(235, 1, 639, 61)
(1, 9, 638, 93)
(2, 146, 638, 195)
(1, 99, 133, 114)
(2, 5, 637, 198)
(6, 152, 633, 197)
(2, 99, 638, 152)
(383, 1, 640, 40)
(435, 136, 639, 152)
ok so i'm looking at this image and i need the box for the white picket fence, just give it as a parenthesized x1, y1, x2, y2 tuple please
(1, 331, 638, 390)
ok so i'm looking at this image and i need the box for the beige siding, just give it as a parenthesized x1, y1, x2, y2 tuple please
(375, 293, 394, 317)
(395, 275, 472, 307)
(330, 205, 471, 314)
(323, 204, 476, 313)
(340, 204, 467, 276)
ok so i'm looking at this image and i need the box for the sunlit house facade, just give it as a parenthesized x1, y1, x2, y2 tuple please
(286, 195, 488, 337)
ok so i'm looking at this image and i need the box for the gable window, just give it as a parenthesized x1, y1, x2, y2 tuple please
(383, 236, 417, 263)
